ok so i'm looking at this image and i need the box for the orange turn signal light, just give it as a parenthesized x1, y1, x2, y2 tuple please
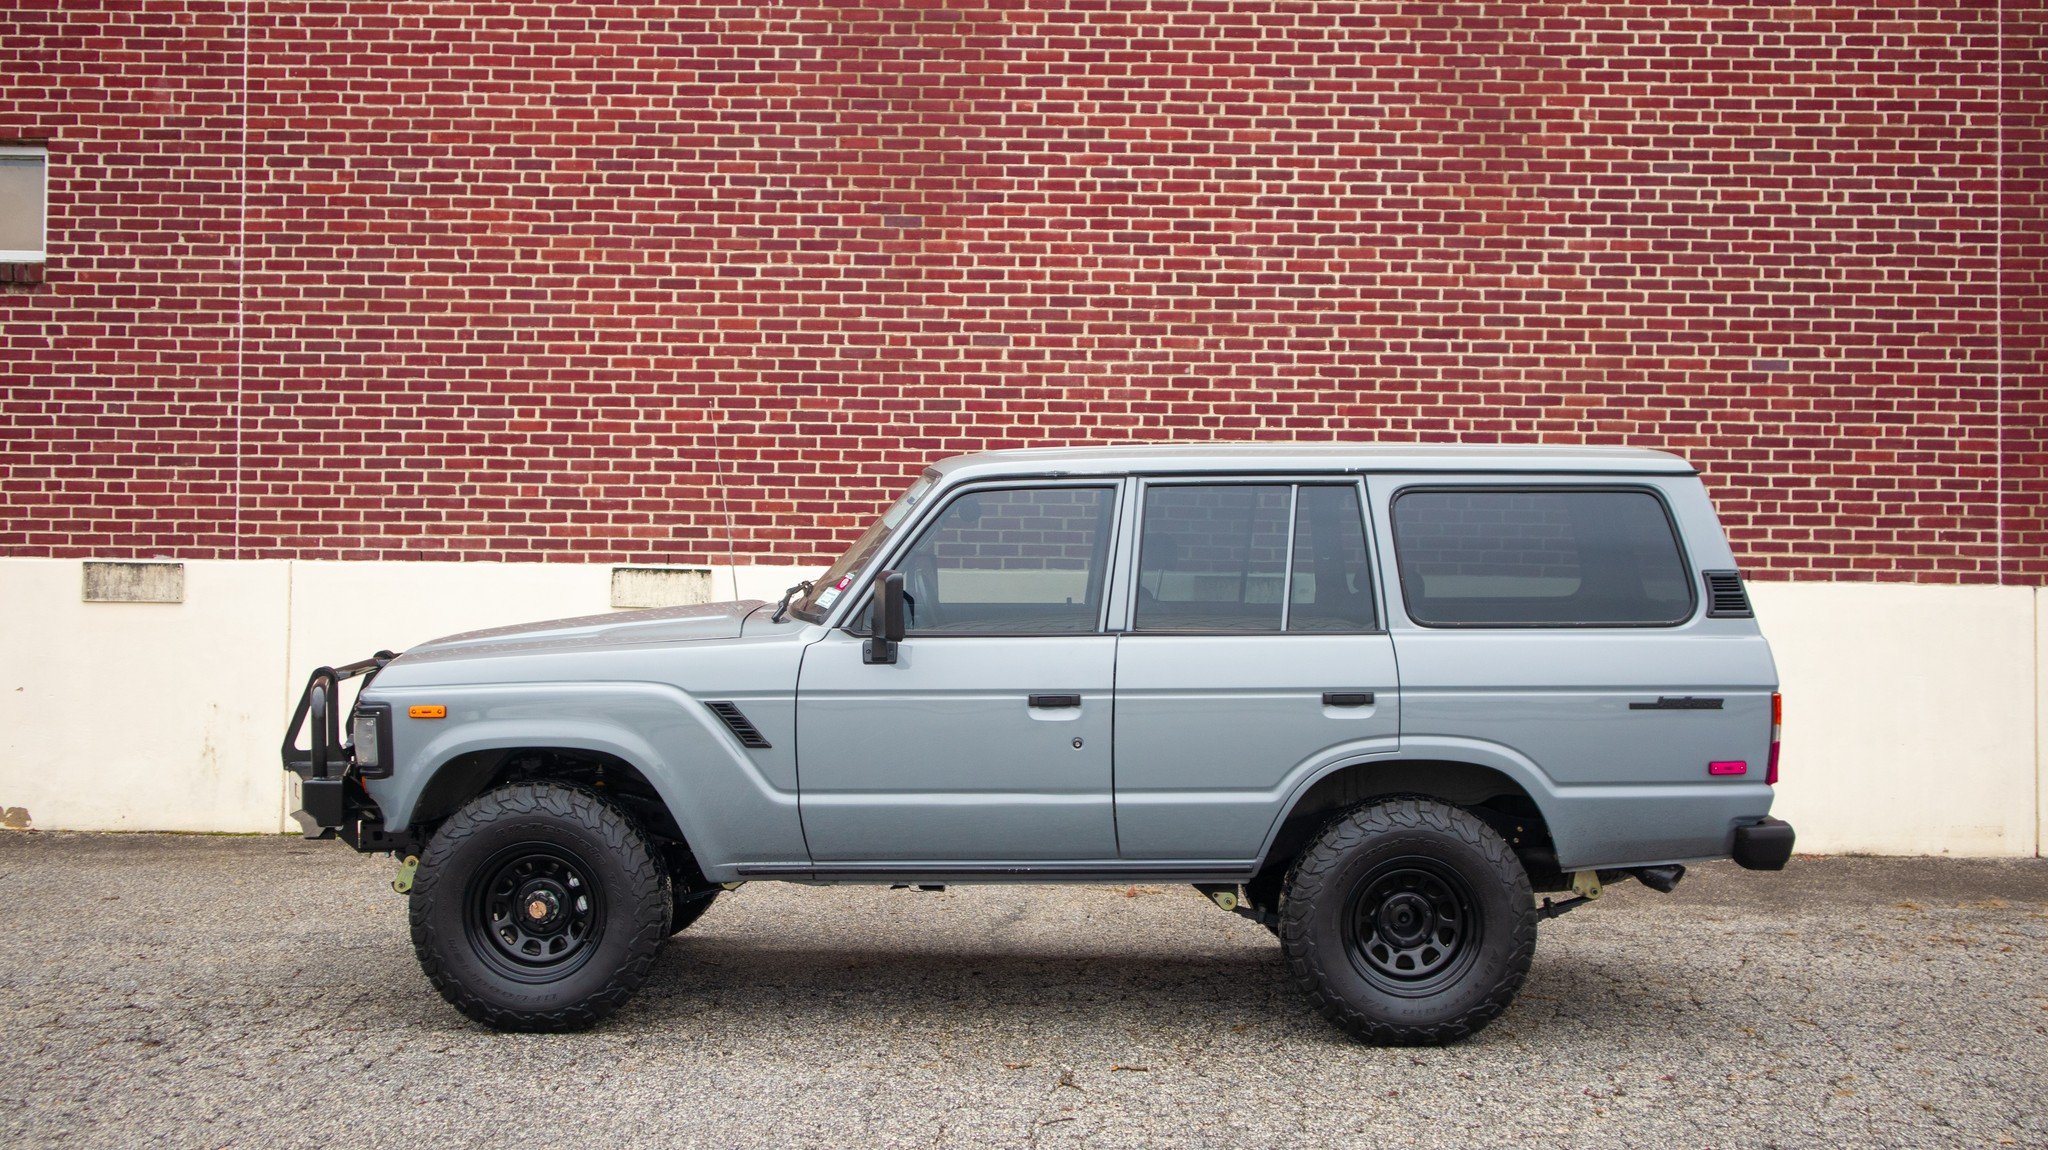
(408, 705, 447, 720)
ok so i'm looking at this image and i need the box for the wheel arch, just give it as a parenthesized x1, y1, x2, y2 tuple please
(412, 745, 687, 844)
(1251, 754, 1565, 898)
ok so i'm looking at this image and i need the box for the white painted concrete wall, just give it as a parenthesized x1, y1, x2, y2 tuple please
(1751, 584, 2041, 857)
(0, 558, 2040, 856)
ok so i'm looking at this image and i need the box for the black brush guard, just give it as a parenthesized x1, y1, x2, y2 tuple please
(281, 651, 397, 846)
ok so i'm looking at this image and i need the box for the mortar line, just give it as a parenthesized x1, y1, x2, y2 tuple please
(230, 0, 251, 562)
(1994, 1, 2004, 584)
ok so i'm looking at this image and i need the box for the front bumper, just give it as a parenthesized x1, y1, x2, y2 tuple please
(1732, 817, 1796, 871)
(281, 651, 410, 852)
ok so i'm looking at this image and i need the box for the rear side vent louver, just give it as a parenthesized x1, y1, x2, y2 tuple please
(705, 701, 772, 749)
(1702, 570, 1753, 618)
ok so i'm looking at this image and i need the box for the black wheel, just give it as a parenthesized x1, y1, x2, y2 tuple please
(1279, 797, 1535, 1045)
(669, 887, 718, 934)
(409, 783, 671, 1031)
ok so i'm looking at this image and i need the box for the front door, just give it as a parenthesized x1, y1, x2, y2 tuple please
(796, 482, 1124, 863)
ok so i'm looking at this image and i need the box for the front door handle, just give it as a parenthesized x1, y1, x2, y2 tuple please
(1028, 693, 1083, 709)
(1322, 691, 1375, 707)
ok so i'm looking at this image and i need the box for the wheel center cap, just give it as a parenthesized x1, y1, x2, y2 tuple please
(523, 887, 562, 926)
(1378, 892, 1433, 947)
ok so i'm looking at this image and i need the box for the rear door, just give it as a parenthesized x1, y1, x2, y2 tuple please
(1112, 478, 1401, 861)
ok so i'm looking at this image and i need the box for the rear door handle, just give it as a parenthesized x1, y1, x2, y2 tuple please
(1322, 691, 1375, 707)
(1028, 693, 1083, 709)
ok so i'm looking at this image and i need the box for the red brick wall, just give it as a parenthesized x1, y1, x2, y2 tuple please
(4, 3, 2041, 582)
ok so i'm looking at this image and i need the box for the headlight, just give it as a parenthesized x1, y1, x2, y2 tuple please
(350, 711, 384, 772)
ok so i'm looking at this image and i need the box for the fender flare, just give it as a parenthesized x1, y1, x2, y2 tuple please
(1250, 735, 1565, 871)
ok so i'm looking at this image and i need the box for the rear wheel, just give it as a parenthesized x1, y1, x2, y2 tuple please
(1279, 797, 1535, 1045)
(409, 782, 671, 1031)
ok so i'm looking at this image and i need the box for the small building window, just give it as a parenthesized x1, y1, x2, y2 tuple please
(0, 145, 48, 263)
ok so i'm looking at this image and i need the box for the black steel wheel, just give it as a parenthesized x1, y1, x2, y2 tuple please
(467, 844, 606, 980)
(409, 783, 671, 1031)
(1279, 798, 1535, 1045)
(1343, 859, 1481, 996)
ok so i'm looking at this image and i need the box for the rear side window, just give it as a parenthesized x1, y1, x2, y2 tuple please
(1390, 489, 1693, 627)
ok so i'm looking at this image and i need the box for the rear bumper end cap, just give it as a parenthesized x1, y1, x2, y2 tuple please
(1732, 817, 1796, 871)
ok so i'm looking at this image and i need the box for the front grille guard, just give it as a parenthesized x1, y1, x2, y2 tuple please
(281, 651, 397, 781)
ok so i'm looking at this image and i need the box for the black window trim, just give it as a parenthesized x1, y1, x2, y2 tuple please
(1129, 476, 1385, 637)
(834, 477, 1126, 639)
(1387, 482, 1699, 630)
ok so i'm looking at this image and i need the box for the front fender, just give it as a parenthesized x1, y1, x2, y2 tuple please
(364, 681, 808, 876)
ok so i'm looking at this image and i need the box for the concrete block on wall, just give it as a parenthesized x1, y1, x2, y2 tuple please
(81, 561, 184, 603)
(610, 566, 714, 609)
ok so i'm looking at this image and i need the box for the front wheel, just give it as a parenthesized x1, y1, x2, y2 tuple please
(409, 783, 671, 1031)
(1279, 798, 1536, 1045)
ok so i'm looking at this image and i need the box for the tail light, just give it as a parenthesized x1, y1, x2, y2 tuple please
(1766, 692, 1782, 785)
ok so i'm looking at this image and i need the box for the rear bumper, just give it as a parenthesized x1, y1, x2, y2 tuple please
(1732, 817, 1796, 871)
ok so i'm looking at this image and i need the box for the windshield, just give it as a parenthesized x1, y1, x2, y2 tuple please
(788, 472, 938, 623)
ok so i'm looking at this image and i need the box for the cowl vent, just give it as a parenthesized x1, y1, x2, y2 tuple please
(1702, 570, 1753, 618)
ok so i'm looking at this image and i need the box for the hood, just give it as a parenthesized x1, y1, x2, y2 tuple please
(398, 599, 768, 663)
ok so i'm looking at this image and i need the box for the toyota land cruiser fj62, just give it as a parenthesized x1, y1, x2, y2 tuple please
(283, 444, 1794, 1044)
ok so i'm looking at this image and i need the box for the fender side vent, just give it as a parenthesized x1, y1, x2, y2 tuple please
(705, 701, 772, 749)
(1702, 570, 1753, 618)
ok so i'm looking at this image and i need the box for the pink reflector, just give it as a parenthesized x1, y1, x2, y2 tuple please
(1709, 760, 1748, 776)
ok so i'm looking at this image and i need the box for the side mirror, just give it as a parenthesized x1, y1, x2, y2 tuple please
(863, 569, 906, 665)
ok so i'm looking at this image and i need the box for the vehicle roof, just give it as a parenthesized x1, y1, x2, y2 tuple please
(927, 442, 1694, 482)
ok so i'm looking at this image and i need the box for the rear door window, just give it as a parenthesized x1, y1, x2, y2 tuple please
(1390, 488, 1693, 626)
(1134, 482, 1377, 633)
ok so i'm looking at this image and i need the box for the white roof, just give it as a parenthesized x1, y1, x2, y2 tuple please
(929, 442, 1694, 482)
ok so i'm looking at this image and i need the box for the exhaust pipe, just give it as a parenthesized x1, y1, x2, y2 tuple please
(1630, 864, 1686, 893)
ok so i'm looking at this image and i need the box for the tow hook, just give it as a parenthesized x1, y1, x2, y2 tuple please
(391, 854, 420, 895)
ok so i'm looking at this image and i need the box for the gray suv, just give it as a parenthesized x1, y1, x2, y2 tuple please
(284, 445, 1794, 1044)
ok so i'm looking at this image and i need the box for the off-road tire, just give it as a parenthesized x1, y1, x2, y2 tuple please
(1279, 797, 1536, 1045)
(409, 782, 671, 1031)
(669, 888, 718, 934)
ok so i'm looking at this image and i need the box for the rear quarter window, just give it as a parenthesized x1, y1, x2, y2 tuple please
(1390, 488, 1694, 627)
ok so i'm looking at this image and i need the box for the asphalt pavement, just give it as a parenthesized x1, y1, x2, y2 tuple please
(2, 833, 2044, 1148)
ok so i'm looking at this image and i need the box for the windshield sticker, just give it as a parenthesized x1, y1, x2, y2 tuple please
(814, 575, 851, 609)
